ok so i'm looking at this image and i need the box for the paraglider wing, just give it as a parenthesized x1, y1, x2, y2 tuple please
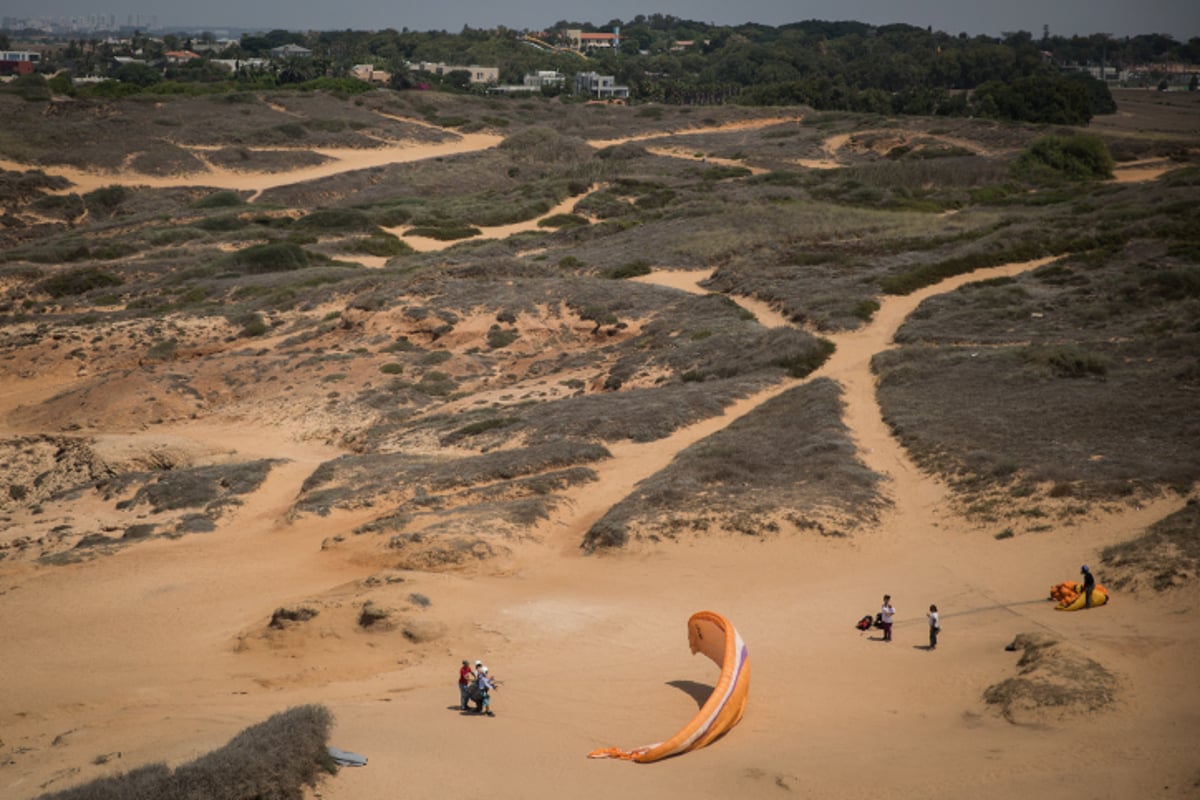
(588, 610, 750, 763)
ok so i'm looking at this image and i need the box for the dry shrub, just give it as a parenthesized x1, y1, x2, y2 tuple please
(269, 605, 320, 629)
(35, 705, 335, 800)
(984, 633, 1119, 724)
(582, 378, 885, 550)
(1101, 500, 1200, 592)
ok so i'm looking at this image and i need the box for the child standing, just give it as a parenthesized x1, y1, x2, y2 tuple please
(477, 666, 496, 717)
(928, 604, 940, 650)
(880, 595, 896, 642)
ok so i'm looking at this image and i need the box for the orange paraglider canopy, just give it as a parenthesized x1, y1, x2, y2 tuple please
(588, 610, 750, 763)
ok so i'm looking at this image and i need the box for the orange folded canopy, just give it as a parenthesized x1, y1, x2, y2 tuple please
(588, 610, 750, 763)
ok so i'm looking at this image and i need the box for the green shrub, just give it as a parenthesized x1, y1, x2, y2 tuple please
(380, 362, 404, 374)
(419, 350, 452, 365)
(1023, 345, 1109, 378)
(349, 233, 411, 257)
(635, 189, 676, 209)
(148, 227, 207, 245)
(383, 336, 418, 352)
(239, 313, 269, 337)
(771, 339, 836, 377)
(701, 166, 752, 180)
(32, 193, 85, 219)
(83, 185, 130, 217)
(603, 260, 652, 279)
(297, 76, 373, 94)
(853, 299, 881, 321)
(273, 122, 307, 139)
(40, 267, 122, 298)
(1140, 267, 1200, 301)
(221, 242, 310, 274)
(538, 213, 588, 228)
(193, 191, 245, 209)
(370, 207, 414, 227)
(405, 224, 481, 240)
(1014, 134, 1114, 182)
(969, 185, 1016, 204)
(4, 72, 51, 101)
(195, 214, 249, 232)
(92, 242, 138, 260)
(416, 371, 457, 395)
(487, 328, 518, 348)
(295, 209, 375, 232)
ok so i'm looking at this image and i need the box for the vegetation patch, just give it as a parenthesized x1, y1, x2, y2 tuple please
(583, 379, 885, 550)
(1101, 501, 1200, 592)
(294, 208, 375, 232)
(1014, 134, 1115, 182)
(113, 460, 278, 515)
(192, 190, 245, 209)
(39, 267, 123, 298)
(219, 242, 311, 274)
(34, 704, 335, 800)
(406, 224, 482, 240)
(984, 633, 1119, 724)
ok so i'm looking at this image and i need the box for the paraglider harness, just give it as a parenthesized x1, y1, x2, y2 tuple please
(856, 613, 884, 632)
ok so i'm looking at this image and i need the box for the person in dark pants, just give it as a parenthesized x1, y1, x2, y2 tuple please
(927, 604, 940, 650)
(880, 595, 896, 642)
(458, 659, 476, 710)
(1081, 565, 1096, 608)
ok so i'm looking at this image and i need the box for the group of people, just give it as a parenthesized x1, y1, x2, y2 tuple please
(878, 565, 1097, 650)
(877, 594, 940, 650)
(458, 659, 497, 716)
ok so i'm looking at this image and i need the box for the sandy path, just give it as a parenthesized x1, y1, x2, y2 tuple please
(0, 132, 504, 198)
(1, 115, 801, 203)
(587, 117, 802, 150)
(642, 146, 768, 174)
(384, 189, 596, 253)
(1111, 157, 1186, 183)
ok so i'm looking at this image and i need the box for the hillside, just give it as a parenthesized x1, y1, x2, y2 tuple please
(0, 86, 1197, 800)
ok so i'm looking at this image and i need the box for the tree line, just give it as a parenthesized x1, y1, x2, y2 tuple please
(8, 17, 1199, 123)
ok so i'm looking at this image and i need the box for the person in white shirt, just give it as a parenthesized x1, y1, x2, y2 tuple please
(927, 604, 940, 650)
(477, 666, 496, 716)
(880, 595, 896, 642)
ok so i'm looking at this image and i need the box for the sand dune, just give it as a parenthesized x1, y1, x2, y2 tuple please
(1, 119, 1197, 800)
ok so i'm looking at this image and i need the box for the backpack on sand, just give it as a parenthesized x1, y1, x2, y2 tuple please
(856, 615, 874, 631)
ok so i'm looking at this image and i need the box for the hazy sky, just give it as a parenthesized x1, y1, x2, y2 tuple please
(7, 0, 1199, 39)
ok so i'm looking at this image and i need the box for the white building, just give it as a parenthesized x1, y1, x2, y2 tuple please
(574, 71, 629, 99)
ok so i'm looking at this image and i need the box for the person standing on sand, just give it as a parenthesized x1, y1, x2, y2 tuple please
(927, 604, 940, 650)
(458, 660, 475, 710)
(1081, 565, 1096, 608)
(880, 595, 896, 642)
(477, 666, 496, 717)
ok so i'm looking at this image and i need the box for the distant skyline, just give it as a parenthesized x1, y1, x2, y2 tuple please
(4, 0, 1199, 40)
